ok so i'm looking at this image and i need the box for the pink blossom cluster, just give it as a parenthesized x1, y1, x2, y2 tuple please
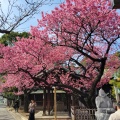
(0, 0, 120, 94)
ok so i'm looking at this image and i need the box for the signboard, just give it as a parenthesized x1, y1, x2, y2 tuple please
(111, 0, 120, 9)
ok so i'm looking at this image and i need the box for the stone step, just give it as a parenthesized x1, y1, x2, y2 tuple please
(36, 116, 71, 120)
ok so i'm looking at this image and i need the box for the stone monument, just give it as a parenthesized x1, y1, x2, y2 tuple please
(95, 88, 115, 120)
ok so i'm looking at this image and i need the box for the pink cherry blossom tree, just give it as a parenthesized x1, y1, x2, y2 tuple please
(30, 0, 120, 107)
(0, 36, 73, 111)
(0, 0, 120, 109)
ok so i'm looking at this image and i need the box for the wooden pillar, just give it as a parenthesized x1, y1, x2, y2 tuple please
(51, 89, 54, 110)
(47, 88, 51, 115)
(67, 94, 71, 116)
(71, 94, 75, 106)
(34, 94, 36, 101)
(66, 94, 69, 109)
(54, 87, 57, 120)
(43, 88, 46, 115)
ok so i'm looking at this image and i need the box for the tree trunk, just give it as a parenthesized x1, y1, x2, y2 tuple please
(78, 93, 96, 109)
(86, 97, 96, 108)
(23, 90, 29, 112)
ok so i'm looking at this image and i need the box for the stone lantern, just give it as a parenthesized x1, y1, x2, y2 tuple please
(111, 0, 120, 9)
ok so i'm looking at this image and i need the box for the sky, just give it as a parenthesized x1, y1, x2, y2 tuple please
(0, 0, 65, 36)
(16, 0, 65, 32)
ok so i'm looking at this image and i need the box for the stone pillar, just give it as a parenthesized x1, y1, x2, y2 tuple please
(71, 106, 75, 120)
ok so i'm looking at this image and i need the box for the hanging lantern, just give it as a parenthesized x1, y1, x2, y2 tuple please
(111, 0, 120, 9)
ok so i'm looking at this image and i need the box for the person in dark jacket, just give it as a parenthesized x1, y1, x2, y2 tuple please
(14, 99, 19, 112)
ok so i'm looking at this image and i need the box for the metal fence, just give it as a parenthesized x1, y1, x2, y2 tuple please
(74, 107, 97, 120)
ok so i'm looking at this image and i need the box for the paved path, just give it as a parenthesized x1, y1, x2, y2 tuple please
(0, 103, 21, 120)
(0, 102, 23, 120)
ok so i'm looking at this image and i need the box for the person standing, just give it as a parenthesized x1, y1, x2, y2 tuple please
(109, 101, 120, 120)
(14, 99, 19, 112)
(28, 100, 36, 120)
